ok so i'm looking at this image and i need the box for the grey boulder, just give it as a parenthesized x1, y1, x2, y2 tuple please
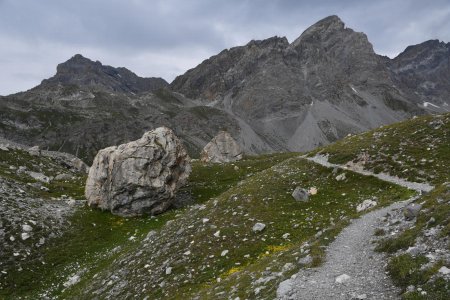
(85, 127, 191, 217)
(403, 203, 422, 221)
(292, 187, 309, 202)
(200, 131, 243, 163)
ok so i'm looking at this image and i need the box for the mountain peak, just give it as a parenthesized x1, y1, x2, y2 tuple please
(41, 54, 168, 93)
(291, 15, 345, 47)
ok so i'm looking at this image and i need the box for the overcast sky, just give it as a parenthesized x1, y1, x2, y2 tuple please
(0, 0, 449, 95)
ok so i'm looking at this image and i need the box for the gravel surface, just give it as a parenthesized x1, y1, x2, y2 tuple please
(277, 197, 418, 300)
(275, 155, 429, 299)
(306, 154, 433, 192)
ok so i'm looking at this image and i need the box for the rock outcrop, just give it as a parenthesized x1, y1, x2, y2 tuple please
(85, 127, 191, 216)
(200, 131, 243, 163)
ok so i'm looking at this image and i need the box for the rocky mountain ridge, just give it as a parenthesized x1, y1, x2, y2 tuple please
(40, 54, 168, 94)
(1, 15, 449, 163)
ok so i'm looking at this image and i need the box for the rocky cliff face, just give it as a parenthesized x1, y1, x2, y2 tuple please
(1, 15, 449, 162)
(387, 40, 450, 112)
(172, 15, 424, 153)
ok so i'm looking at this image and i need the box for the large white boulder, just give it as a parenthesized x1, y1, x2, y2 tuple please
(200, 131, 242, 163)
(85, 127, 191, 216)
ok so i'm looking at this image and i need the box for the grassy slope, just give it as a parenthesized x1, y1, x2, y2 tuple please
(66, 156, 411, 299)
(309, 113, 449, 185)
(310, 113, 450, 299)
(3, 113, 448, 299)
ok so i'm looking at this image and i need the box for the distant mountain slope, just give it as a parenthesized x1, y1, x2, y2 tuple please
(40, 54, 169, 94)
(1, 15, 449, 162)
(172, 15, 426, 153)
(0, 56, 239, 163)
(387, 40, 450, 112)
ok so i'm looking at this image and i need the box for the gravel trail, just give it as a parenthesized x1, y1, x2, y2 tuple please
(306, 154, 433, 192)
(277, 197, 417, 300)
(276, 155, 429, 299)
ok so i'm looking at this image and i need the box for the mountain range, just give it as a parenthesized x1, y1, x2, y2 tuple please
(1, 15, 448, 163)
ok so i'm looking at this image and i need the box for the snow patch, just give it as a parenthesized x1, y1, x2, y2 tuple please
(423, 101, 439, 108)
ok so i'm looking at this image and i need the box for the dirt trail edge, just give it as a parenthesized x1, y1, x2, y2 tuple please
(276, 155, 432, 299)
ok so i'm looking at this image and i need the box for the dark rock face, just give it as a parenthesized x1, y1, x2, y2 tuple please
(41, 54, 168, 94)
(85, 127, 191, 217)
(1, 15, 448, 162)
(172, 15, 425, 153)
(387, 40, 450, 112)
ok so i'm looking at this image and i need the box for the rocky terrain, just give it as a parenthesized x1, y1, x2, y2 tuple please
(1, 15, 449, 163)
(0, 112, 448, 299)
(0, 55, 239, 163)
(1, 14, 450, 300)
(388, 40, 450, 112)
(0, 138, 87, 291)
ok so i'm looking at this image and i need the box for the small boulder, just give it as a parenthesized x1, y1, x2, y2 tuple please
(335, 173, 346, 181)
(292, 187, 309, 202)
(335, 274, 351, 284)
(26, 171, 51, 183)
(200, 131, 242, 163)
(252, 222, 266, 232)
(309, 187, 318, 195)
(356, 199, 377, 212)
(55, 173, 72, 181)
(438, 266, 450, 275)
(28, 145, 41, 156)
(403, 203, 422, 220)
(85, 127, 191, 217)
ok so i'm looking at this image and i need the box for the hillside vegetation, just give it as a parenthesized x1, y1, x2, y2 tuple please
(1, 113, 449, 299)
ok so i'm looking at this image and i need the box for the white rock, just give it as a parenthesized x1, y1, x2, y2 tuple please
(221, 250, 229, 257)
(213, 230, 220, 237)
(202, 218, 209, 224)
(252, 222, 266, 232)
(356, 199, 377, 212)
(309, 187, 318, 195)
(166, 267, 172, 275)
(21, 233, 30, 240)
(183, 250, 191, 256)
(438, 266, 450, 275)
(26, 171, 50, 183)
(282, 233, 290, 239)
(63, 275, 80, 287)
(9, 236, 15, 242)
(335, 173, 346, 181)
(335, 274, 351, 284)
(85, 127, 191, 216)
(276, 279, 293, 297)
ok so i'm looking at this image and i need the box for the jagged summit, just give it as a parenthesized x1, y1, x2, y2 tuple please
(388, 39, 450, 110)
(41, 54, 168, 94)
(291, 15, 345, 47)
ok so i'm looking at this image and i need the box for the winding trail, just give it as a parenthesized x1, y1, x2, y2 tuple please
(306, 154, 433, 192)
(276, 155, 432, 299)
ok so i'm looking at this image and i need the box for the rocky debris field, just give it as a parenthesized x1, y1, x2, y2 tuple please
(0, 140, 87, 291)
(375, 183, 450, 299)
